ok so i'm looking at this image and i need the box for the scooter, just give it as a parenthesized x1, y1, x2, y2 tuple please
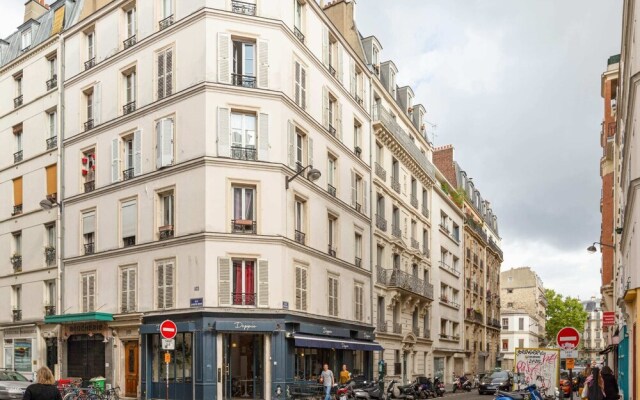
(386, 380, 415, 400)
(414, 378, 435, 399)
(359, 380, 385, 400)
(432, 377, 445, 397)
(494, 383, 554, 400)
(452, 377, 472, 393)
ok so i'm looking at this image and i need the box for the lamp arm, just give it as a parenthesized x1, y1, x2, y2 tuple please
(285, 165, 311, 189)
(598, 242, 615, 249)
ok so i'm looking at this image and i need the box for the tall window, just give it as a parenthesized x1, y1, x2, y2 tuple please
(46, 164, 57, 199)
(85, 89, 94, 127)
(121, 265, 136, 313)
(14, 127, 23, 155)
(121, 199, 137, 247)
(502, 339, 509, 351)
(157, 47, 174, 99)
(355, 233, 362, 267)
(230, 112, 257, 160)
(376, 245, 384, 267)
(518, 339, 524, 349)
(232, 186, 256, 233)
(21, 29, 32, 50)
(294, 61, 307, 109)
(328, 215, 337, 255)
(46, 225, 56, 249)
(12, 177, 23, 215)
(156, 259, 175, 309)
(81, 272, 96, 312)
(82, 210, 96, 255)
(123, 69, 136, 110)
(123, 135, 134, 177)
(294, 199, 305, 243)
(126, 7, 136, 39)
(13, 232, 22, 257)
(327, 155, 336, 194)
(295, 130, 305, 168)
(46, 281, 56, 308)
(294, 0, 303, 31)
(502, 318, 509, 330)
(86, 31, 95, 61)
(354, 283, 363, 321)
(328, 276, 339, 316)
(519, 317, 525, 331)
(232, 40, 256, 86)
(161, 0, 173, 19)
(353, 121, 362, 154)
(48, 57, 57, 80)
(48, 111, 57, 139)
(232, 259, 256, 305)
(13, 286, 22, 313)
(160, 191, 174, 228)
(328, 96, 337, 133)
(295, 265, 307, 311)
(375, 142, 383, 165)
(353, 173, 363, 211)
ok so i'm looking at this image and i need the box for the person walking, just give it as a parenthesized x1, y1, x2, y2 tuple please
(601, 366, 619, 400)
(581, 367, 605, 400)
(320, 363, 335, 400)
(339, 364, 351, 384)
(22, 366, 62, 400)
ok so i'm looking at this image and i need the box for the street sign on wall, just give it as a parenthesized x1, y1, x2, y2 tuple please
(603, 312, 615, 327)
(159, 320, 177, 340)
(556, 327, 580, 350)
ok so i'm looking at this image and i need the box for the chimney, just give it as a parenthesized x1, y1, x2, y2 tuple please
(433, 145, 458, 188)
(323, 0, 366, 61)
(24, 0, 48, 23)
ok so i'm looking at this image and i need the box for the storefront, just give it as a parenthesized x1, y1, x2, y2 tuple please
(2, 325, 38, 380)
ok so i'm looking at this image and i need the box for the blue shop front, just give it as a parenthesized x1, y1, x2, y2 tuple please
(140, 312, 381, 400)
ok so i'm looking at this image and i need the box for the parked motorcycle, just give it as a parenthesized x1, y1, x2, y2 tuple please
(452, 376, 472, 393)
(386, 380, 415, 400)
(432, 377, 445, 397)
(413, 377, 435, 399)
(494, 383, 559, 400)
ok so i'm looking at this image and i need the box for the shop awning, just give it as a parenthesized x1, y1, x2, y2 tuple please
(293, 334, 383, 351)
(44, 312, 113, 324)
(599, 344, 615, 355)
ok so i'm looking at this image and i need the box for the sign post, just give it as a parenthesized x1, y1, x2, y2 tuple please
(557, 327, 581, 400)
(160, 320, 177, 400)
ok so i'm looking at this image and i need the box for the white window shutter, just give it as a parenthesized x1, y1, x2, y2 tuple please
(322, 86, 329, 128)
(156, 121, 163, 169)
(93, 83, 101, 125)
(364, 180, 368, 215)
(218, 33, 231, 84)
(287, 120, 295, 169)
(337, 102, 343, 141)
(121, 199, 137, 239)
(82, 275, 88, 312)
(295, 267, 301, 310)
(218, 257, 231, 306)
(157, 51, 165, 99)
(88, 274, 95, 311)
(257, 259, 269, 307)
(129, 268, 136, 311)
(258, 39, 269, 88)
(121, 270, 128, 312)
(258, 113, 269, 161)
(300, 66, 307, 109)
(350, 59, 356, 96)
(301, 267, 307, 311)
(307, 136, 313, 168)
(351, 170, 356, 207)
(217, 107, 230, 157)
(322, 25, 329, 67)
(337, 45, 343, 84)
(111, 138, 120, 183)
(133, 129, 142, 176)
(162, 118, 174, 166)
(294, 62, 301, 106)
(165, 262, 174, 308)
(157, 263, 165, 308)
(165, 48, 173, 96)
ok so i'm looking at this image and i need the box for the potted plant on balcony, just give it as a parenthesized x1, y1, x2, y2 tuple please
(10, 253, 21, 266)
(45, 246, 56, 262)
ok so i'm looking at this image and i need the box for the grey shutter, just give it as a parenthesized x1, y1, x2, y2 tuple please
(218, 257, 231, 305)
(300, 66, 306, 109)
(217, 33, 231, 84)
(128, 268, 136, 311)
(257, 259, 269, 307)
(93, 83, 101, 125)
(258, 39, 269, 88)
(111, 138, 120, 182)
(258, 113, 269, 161)
(157, 263, 165, 308)
(307, 136, 313, 168)
(217, 107, 230, 157)
(364, 180, 368, 215)
(165, 48, 173, 96)
(337, 102, 343, 141)
(157, 51, 165, 99)
(162, 118, 174, 166)
(294, 62, 301, 106)
(322, 86, 329, 128)
(88, 274, 95, 311)
(351, 170, 356, 207)
(350, 59, 356, 96)
(322, 25, 329, 67)
(156, 121, 163, 169)
(337, 45, 343, 83)
(121, 270, 128, 312)
(133, 129, 142, 176)
(121, 199, 137, 238)
(287, 120, 295, 168)
(83, 211, 96, 234)
(165, 262, 174, 308)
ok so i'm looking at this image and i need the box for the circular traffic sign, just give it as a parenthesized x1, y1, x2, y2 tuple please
(556, 327, 580, 349)
(160, 320, 177, 339)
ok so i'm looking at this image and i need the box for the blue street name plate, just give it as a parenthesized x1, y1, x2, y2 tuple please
(190, 298, 203, 307)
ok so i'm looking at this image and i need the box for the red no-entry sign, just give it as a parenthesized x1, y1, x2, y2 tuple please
(160, 320, 177, 339)
(557, 327, 580, 350)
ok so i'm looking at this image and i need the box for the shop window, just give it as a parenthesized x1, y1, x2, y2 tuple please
(152, 333, 192, 383)
(4, 339, 33, 373)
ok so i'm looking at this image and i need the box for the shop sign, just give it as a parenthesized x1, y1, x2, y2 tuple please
(603, 311, 615, 327)
(63, 322, 107, 338)
(298, 323, 350, 338)
(216, 321, 276, 332)
(354, 331, 375, 340)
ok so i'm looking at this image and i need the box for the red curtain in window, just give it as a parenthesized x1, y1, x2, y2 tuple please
(245, 261, 255, 304)
(233, 260, 243, 304)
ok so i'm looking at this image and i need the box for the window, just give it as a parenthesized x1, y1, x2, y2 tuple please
(231, 112, 257, 160)
(45, 280, 56, 308)
(12, 233, 21, 262)
(452, 223, 460, 241)
(294, 198, 305, 244)
(232, 259, 256, 305)
(45, 225, 56, 265)
(376, 245, 384, 267)
(328, 276, 339, 316)
(294, 61, 307, 109)
(411, 177, 417, 202)
(375, 142, 383, 165)
(355, 233, 362, 267)
(440, 212, 449, 231)
(21, 29, 32, 50)
(232, 39, 256, 87)
(372, 45, 379, 67)
(46, 164, 57, 199)
(81, 272, 96, 312)
(122, 135, 134, 178)
(4, 339, 33, 372)
(519, 317, 524, 331)
(518, 339, 525, 349)
(120, 265, 136, 313)
(125, 6, 136, 40)
(502, 318, 509, 330)
(157, 47, 173, 99)
(15, 74, 23, 98)
(295, 265, 307, 311)
(422, 229, 429, 254)
(294, 0, 303, 31)
(354, 283, 363, 321)
(86, 31, 95, 64)
(327, 154, 337, 195)
(48, 111, 57, 140)
(85, 89, 94, 128)
(294, 130, 306, 168)
(121, 199, 137, 247)
(502, 339, 508, 351)
(507, 289, 513, 293)
(352, 172, 363, 211)
(161, 0, 173, 19)
(12, 177, 23, 214)
(159, 190, 175, 233)
(123, 69, 136, 113)
(328, 215, 337, 255)
(14, 126, 23, 155)
(507, 302, 514, 308)
(354, 121, 362, 156)
(82, 210, 96, 255)
(153, 118, 175, 169)
(82, 149, 96, 191)
(328, 96, 337, 134)
(156, 259, 175, 309)
(48, 56, 57, 81)
(232, 186, 256, 233)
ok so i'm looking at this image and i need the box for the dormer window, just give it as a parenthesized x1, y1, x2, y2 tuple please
(21, 29, 32, 50)
(372, 45, 379, 72)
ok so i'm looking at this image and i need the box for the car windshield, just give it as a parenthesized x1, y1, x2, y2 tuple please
(0, 371, 28, 381)
(490, 372, 509, 380)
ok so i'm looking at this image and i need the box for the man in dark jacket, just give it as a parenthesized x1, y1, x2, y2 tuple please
(601, 366, 619, 400)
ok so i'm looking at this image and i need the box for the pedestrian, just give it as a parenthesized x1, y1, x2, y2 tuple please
(23, 366, 62, 400)
(581, 366, 605, 400)
(578, 366, 592, 397)
(320, 363, 334, 400)
(339, 364, 351, 384)
(601, 366, 619, 400)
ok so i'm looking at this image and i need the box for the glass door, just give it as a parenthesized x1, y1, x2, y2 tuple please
(252, 336, 264, 400)
(222, 334, 232, 400)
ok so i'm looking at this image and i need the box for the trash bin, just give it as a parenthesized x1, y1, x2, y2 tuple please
(90, 377, 106, 392)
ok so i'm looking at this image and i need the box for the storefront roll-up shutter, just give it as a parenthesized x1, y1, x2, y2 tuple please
(46, 165, 57, 196)
(258, 39, 269, 88)
(287, 120, 295, 169)
(218, 257, 231, 306)
(133, 129, 141, 176)
(83, 211, 96, 235)
(257, 259, 269, 307)
(121, 199, 137, 239)
(111, 138, 120, 183)
(217, 107, 230, 158)
(217, 32, 231, 84)
(13, 177, 23, 206)
(258, 113, 269, 161)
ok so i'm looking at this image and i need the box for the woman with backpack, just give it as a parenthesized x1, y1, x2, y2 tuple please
(581, 367, 605, 400)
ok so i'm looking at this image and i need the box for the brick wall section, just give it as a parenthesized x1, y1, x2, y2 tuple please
(433, 145, 457, 187)
(600, 74, 617, 287)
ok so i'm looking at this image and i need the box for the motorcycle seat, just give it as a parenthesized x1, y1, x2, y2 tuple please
(495, 391, 524, 400)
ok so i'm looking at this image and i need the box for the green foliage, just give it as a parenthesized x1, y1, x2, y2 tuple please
(451, 188, 466, 208)
(441, 182, 450, 194)
(545, 289, 588, 344)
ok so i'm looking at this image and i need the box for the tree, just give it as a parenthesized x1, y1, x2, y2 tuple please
(545, 289, 588, 344)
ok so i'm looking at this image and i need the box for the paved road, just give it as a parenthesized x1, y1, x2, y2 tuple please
(443, 389, 495, 400)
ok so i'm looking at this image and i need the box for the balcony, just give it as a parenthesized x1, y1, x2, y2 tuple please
(355, 94, 363, 107)
(84, 57, 96, 70)
(375, 214, 387, 231)
(44, 305, 56, 316)
(14, 150, 23, 163)
(376, 265, 434, 300)
(439, 260, 461, 278)
(159, 225, 175, 240)
(411, 195, 419, 209)
(488, 237, 503, 259)
(84, 181, 95, 193)
(12, 204, 23, 216)
(159, 15, 174, 30)
(439, 223, 450, 234)
(123, 101, 136, 115)
(233, 292, 256, 306)
(12, 309, 22, 322)
(329, 65, 337, 78)
(14, 95, 23, 108)
(232, 0, 256, 15)
(232, 73, 256, 88)
(328, 124, 337, 137)
(412, 326, 420, 336)
(123, 236, 136, 247)
(293, 27, 305, 43)
(123, 35, 137, 49)
(231, 146, 257, 161)
(422, 205, 429, 219)
(46, 136, 57, 150)
(11, 255, 22, 272)
(327, 184, 336, 197)
(466, 308, 483, 323)
(375, 162, 386, 181)
(84, 242, 95, 255)
(45, 246, 56, 265)
(355, 202, 362, 212)
(46, 75, 57, 90)
(123, 168, 135, 181)
(84, 119, 94, 131)
(376, 320, 388, 333)
(295, 230, 306, 245)
(391, 223, 402, 239)
(467, 218, 488, 243)
(411, 238, 420, 250)
(355, 257, 362, 268)
(391, 176, 401, 193)
(423, 329, 431, 339)
(231, 219, 257, 234)
(393, 323, 402, 334)
(422, 247, 430, 259)
(328, 245, 337, 257)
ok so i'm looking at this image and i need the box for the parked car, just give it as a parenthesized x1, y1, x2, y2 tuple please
(478, 370, 513, 395)
(0, 369, 30, 400)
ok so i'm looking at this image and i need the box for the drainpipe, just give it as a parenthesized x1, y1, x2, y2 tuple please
(367, 69, 375, 375)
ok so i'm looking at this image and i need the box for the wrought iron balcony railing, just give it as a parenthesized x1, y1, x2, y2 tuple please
(375, 214, 387, 231)
(329, 65, 337, 77)
(11, 255, 22, 272)
(45, 247, 56, 265)
(231, 146, 257, 161)
(327, 184, 337, 197)
(356, 94, 363, 107)
(391, 223, 402, 239)
(84, 119, 94, 131)
(84, 242, 95, 255)
(84, 57, 96, 70)
(232, 73, 257, 88)
(46, 136, 57, 150)
(422, 205, 430, 220)
(376, 320, 388, 333)
(159, 225, 175, 240)
(375, 162, 386, 181)
(355, 257, 362, 268)
(233, 292, 256, 306)
(123, 236, 136, 247)
(355, 202, 362, 212)
(46, 75, 57, 90)
(423, 329, 431, 339)
(231, 219, 257, 234)
(328, 124, 337, 137)
(439, 260, 461, 277)
(159, 15, 174, 30)
(123, 101, 136, 115)
(391, 176, 401, 193)
(84, 181, 95, 193)
(294, 230, 306, 245)
(14, 95, 23, 108)
(12, 204, 23, 216)
(12, 309, 22, 322)
(45, 305, 56, 316)
(411, 238, 420, 250)
(123, 35, 137, 49)
(411, 195, 419, 208)
(14, 150, 23, 163)
(393, 323, 402, 334)
(422, 247, 430, 259)
(123, 168, 135, 181)
(376, 265, 434, 300)
(328, 245, 337, 257)
(294, 27, 305, 43)
(232, 0, 257, 15)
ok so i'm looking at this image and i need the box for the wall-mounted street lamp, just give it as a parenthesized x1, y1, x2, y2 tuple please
(587, 242, 615, 254)
(285, 165, 321, 189)
(40, 197, 61, 210)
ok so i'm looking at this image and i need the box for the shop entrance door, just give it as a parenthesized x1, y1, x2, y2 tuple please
(67, 334, 105, 380)
(124, 341, 139, 397)
(222, 333, 264, 400)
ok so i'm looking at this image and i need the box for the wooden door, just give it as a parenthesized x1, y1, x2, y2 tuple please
(124, 341, 139, 397)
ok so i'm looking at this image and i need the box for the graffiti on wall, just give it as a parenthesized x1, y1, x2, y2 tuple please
(514, 348, 560, 395)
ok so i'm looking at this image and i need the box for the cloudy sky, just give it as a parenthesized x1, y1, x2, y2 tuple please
(1, 1, 622, 300)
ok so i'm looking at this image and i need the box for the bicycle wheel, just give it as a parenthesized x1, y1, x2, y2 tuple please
(63, 391, 78, 400)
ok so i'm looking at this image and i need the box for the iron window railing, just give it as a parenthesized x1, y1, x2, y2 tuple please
(45, 247, 56, 265)
(439, 260, 461, 277)
(294, 230, 306, 245)
(391, 176, 401, 193)
(123, 168, 135, 181)
(84, 242, 95, 255)
(422, 247, 430, 258)
(84, 181, 95, 193)
(46, 75, 57, 90)
(327, 184, 337, 197)
(159, 15, 174, 30)
(375, 214, 387, 231)
(231, 146, 258, 161)
(14, 95, 23, 108)
(232, 292, 256, 306)
(328, 245, 337, 257)
(12, 204, 23, 216)
(231, 0, 257, 15)
(411, 196, 419, 208)
(123, 236, 136, 247)
(375, 162, 386, 181)
(46, 136, 57, 150)
(329, 65, 336, 77)
(294, 27, 305, 43)
(391, 224, 401, 238)
(159, 225, 175, 240)
(123, 101, 136, 115)
(393, 323, 402, 334)
(355, 257, 362, 268)
(376, 320, 388, 333)
(328, 124, 337, 137)
(411, 238, 420, 250)
(84, 57, 96, 70)
(231, 219, 257, 234)
(232, 73, 257, 88)
(84, 119, 94, 131)
(44, 305, 56, 316)
(123, 35, 137, 49)
(376, 265, 434, 300)
(422, 205, 430, 219)
(11, 255, 22, 272)
(14, 150, 23, 163)
(12, 309, 22, 322)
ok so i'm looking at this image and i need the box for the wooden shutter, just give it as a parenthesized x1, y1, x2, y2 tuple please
(128, 268, 136, 312)
(258, 113, 269, 161)
(121, 269, 128, 312)
(350, 59, 356, 96)
(46, 165, 57, 196)
(322, 86, 329, 128)
(217, 107, 230, 157)
(165, 261, 174, 308)
(13, 177, 23, 206)
(157, 51, 165, 99)
(258, 39, 269, 88)
(217, 33, 231, 84)
(111, 138, 120, 182)
(337, 44, 343, 83)
(257, 259, 269, 307)
(133, 129, 142, 176)
(294, 62, 301, 106)
(287, 120, 295, 168)
(300, 66, 306, 109)
(88, 274, 95, 311)
(218, 257, 231, 306)
(307, 136, 313, 168)
(82, 274, 88, 312)
(321, 25, 329, 67)
(165, 48, 173, 96)
(93, 83, 101, 124)
(351, 170, 356, 207)
(295, 267, 301, 310)
(337, 102, 343, 141)
(363, 180, 368, 215)
(301, 267, 307, 311)
(157, 263, 165, 308)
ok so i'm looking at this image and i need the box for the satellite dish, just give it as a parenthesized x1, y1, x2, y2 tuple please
(40, 199, 53, 210)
